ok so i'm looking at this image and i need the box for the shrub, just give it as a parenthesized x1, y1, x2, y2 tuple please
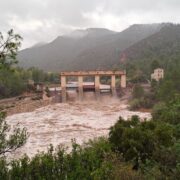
(132, 84, 144, 99)
(0, 137, 147, 179)
(109, 116, 176, 176)
(129, 99, 142, 110)
(152, 95, 180, 125)
(129, 97, 154, 110)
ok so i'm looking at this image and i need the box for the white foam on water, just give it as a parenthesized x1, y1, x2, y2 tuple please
(6, 98, 151, 159)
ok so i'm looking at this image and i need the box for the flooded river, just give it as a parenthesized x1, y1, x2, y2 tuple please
(6, 96, 151, 159)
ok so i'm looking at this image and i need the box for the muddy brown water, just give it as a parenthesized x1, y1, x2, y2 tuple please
(6, 95, 151, 160)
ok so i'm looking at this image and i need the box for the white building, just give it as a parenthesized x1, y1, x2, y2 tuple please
(151, 68, 164, 81)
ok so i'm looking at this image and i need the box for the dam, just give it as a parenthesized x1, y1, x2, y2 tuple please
(60, 70, 126, 102)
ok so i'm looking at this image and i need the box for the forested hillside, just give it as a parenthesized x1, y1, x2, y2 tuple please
(122, 24, 180, 76)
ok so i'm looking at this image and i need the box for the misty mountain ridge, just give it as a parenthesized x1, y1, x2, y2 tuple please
(30, 42, 47, 48)
(17, 23, 176, 72)
(65, 28, 116, 39)
(120, 23, 180, 72)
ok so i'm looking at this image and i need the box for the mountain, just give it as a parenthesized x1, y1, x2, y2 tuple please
(71, 24, 166, 70)
(66, 28, 116, 39)
(120, 23, 180, 74)
(18, 28, 116, 71)
(31, 42, 47, 48)
(17, 24, 169, 72)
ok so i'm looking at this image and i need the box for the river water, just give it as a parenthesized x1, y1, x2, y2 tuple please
(6, 96, 151, 159)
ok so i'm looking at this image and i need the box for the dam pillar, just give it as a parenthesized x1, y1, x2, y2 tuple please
(111, 75, 116, 96)
(78, 76, 83, 101)
(95, 75, 100, 99)
(121, 74, 126, 88)
(61, 76, 67, 102)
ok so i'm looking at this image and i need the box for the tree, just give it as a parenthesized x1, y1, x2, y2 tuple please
(0, 30, 27, 155)
(0, 29, 22, 69)
(0, 112, 27, 155)
(151, 60, 160, 72)
(0, 68, 26, 98)
(0, 30, 25, 98)
(152, 95, 180, 125)
(109, 116, 175, 171)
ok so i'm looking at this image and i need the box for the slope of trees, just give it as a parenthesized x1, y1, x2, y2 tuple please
(0, 67, 59, 99)
(128, 54, 180, 111)
(123, 24, 180, 79)
(0, 29, 59, 99)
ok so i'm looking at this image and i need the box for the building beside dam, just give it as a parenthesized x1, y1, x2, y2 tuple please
(151, 68, 164, 82)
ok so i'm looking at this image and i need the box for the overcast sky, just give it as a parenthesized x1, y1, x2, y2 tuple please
(1, 0, 180, 49)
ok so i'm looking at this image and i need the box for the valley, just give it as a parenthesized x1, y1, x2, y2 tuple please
(0, 19, 180, 178)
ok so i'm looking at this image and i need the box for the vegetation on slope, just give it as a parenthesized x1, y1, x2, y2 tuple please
(0, 67, 59, 99)
(0, 29, 59, 99)
(123, 24, 180, 78)
(128, 50, 180, 111)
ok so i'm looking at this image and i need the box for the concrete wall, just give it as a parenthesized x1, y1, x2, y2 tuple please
(60, 71, 126, 102)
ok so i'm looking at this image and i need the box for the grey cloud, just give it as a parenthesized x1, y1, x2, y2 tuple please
(0, 0, 180, 48)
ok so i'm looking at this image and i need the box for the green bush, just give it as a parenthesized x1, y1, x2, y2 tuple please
(109, 116, 178, 178)
(129, 99, 142, 110)
(129, 97, 154, 110)
(0, 137, 147, 180)
(132, 84, 144, 99)
(0, 69, 26, 98)
(152, 95, 180, 125)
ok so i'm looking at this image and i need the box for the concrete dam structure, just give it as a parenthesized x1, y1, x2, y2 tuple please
(60, 70, 126, 102)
